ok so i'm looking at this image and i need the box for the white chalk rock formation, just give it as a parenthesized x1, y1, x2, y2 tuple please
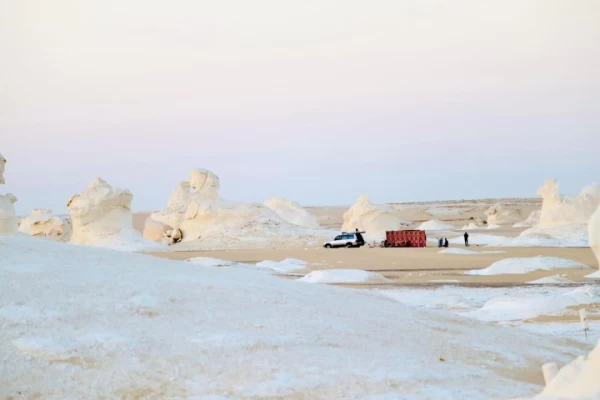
(148, 181, 191, 231)
(190, 169, 220, 200)
(485, 203, 521, 225)
(0, 153, 18, 235)
(342, 195, 409, 238)
(146, 169, 327, 249)
(67, 178, 157, 250)
(264, 198, 320, 228)
(19, 209, 72, 241)
(537, 338, 600, 399)
(0, 192, 18, 235)
(590, 205, 600, 267)
(537, 180, 600, 228)
(513, 210, 542, 228)
(517, 180, 600, 246)
(142, 218, 172, 242)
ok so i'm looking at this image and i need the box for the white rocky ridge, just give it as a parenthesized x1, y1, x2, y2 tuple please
(264, 198, 320, 228)
(341, 195, 409, 238)
(145, 169, 329, 250)
(19, 209, 72, 242)
(0, 152, 18, 236)
(67, 178, 160, 251)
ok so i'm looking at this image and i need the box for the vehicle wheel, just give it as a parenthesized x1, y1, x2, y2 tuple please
(346, 243, 353, 248)
(324, 244, 332, 249)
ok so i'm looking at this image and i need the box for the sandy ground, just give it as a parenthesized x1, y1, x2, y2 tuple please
(147, 245, 598, 286)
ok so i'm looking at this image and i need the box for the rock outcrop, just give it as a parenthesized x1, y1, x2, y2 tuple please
(67, 178, 158, 250)
(0, 153, 18, 235)
(19, 209, 72, 241)
(485, 203, 521, 225)
(537, 180, 600, 228)
(513, 210, 541, 228)
(341, 195, 409, 238)
(516, 180, 600, 246)
(144, 169, 328, 249)
(264, 198, 320, 228)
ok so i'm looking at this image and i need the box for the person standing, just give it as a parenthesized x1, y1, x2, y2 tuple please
(438, 237, 443, 248)
(443, 238, 449, 248)
(464, 232, 469, 247)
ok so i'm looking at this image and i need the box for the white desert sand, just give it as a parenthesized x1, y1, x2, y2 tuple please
(466, 256, 588, 275)
(0, 234, 589, 399)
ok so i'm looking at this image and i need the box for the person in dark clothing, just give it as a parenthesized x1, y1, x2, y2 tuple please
(464, 232, 469, 247)
(438, 238, 443, 248)
(443, 238, 449, 248)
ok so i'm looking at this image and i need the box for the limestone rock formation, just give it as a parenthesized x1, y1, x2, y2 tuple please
(189, 169, 220, 200)
(148, 181, 191, 230)
(0, 153, 18, 235)
(264, 198, 320, 229)
(513, 210, 541, 228)
(145, 168, 328, 249)
(517, 180, 600, 246)
(67, 178, 157, 250)
(590, 205, 600, 267)
(537, 180, 600, 228)
(143, 218, 172, 242)
(19, 209, 72, 241)
(341, 195, 409, 238)
(485, 203, 521, 225)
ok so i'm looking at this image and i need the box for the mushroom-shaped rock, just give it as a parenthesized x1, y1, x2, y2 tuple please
(19, 209, 72, 241)
(341, 195, 408, 238)
(264, 198, 320, 229)
(67, 178, 136, 246)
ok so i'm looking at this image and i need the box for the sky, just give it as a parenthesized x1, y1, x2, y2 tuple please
(1, 0, 599, 214)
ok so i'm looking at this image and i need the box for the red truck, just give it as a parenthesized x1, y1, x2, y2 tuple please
(384, 230, 427, 248)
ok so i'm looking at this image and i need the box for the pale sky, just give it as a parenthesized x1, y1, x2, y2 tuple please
(1, 0, 599, 214)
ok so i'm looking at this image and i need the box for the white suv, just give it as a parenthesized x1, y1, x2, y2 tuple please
(324, 232, 365, 248)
